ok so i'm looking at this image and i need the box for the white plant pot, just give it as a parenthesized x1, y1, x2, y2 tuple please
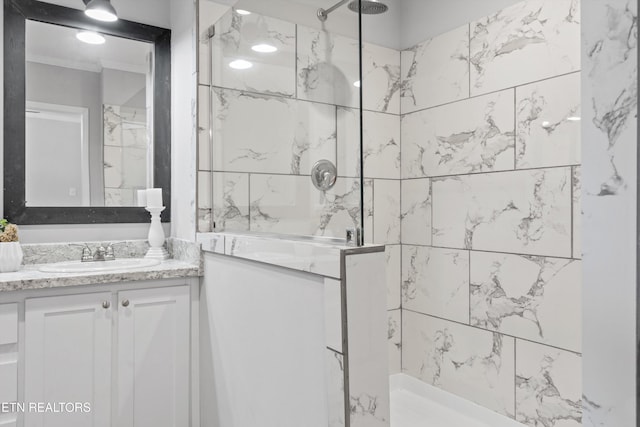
(0, 242, 23, 273)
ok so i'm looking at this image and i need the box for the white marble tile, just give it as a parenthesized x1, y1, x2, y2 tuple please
(198, 171, 211, 210)
(198, 208, 212, 233)
(345, 252, 390, 427)
(198, 85, 211, 171)
(388, 310, 401, 375)
(337, 108, 400, 179)
(401, 25, 469, 114)
(210, 10, 296, 96)
(386, 245, 401, 310)
(297, 25, 360, 108)
(103, 146, 123, 188)
(326, 349, 346, 427)
(401, 90, 515, 179)
(373, 180, 401, 245)
(471, 252, 581, 352)
(103, 105, 122, 146)
(572, 167, 581, 259)
(104, 188, 134, 206)
(325, 278, 343, 353)
(249, 175, 373, 239)
(212, 88, 336, 175)
(197, 1, 231, 85)
(401, 179, 431, 246)
(402, 246, 470, 323)
(470, 0, 581, 96)
(212, 172, 249, 232)
(516, 73, 581, 169)
(581, 1, 638, 426)
(402, 311, 515, 417)
(516, 340, 582, 427)
(214, 232, 345, 279)
(432, 168, 572, 257)
(121, 147, 147, 188)
(362, 42, 401, 114)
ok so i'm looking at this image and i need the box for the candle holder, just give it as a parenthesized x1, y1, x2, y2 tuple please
(145, 206, 169, 260)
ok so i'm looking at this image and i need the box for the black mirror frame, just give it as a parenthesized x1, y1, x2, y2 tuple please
(3, 0, 171, 224)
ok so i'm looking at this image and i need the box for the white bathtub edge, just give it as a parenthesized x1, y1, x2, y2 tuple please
(390, 374, 524, 427)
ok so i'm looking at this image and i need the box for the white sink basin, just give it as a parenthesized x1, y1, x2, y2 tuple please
(39, 258, 161, 274)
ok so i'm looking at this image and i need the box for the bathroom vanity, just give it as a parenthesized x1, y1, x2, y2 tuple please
(0, 242, 200, 427)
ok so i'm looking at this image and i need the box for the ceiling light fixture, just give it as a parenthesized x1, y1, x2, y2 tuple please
(236, 9, 251, 15)
(567, 116, 581, 121)
(251, 44, 278, 53)
(83, 0, 118, 22)
(76, 31, 106, 44)
(229, 59, 253, 70)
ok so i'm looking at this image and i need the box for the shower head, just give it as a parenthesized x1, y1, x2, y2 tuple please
(317, 0, 388, 22)
(347, 0, 388, 15)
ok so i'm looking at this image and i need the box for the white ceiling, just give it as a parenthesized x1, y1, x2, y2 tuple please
(26, 20, 152, 74)
(37, 0, 171, 28)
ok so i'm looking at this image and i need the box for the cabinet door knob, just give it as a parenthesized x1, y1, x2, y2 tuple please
(122, 299, 130, 307)
(102, 301, 111, 309)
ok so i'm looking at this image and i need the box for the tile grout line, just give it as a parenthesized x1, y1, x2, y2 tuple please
(400, 69, 582, 118)
(403, 308, 582, 356)
(401, 243, 579, 262)
(402, 163, 580, 181)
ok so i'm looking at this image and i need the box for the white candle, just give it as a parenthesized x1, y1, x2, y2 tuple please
(146, 188, 163, 208)
(136, 190, 147, 207)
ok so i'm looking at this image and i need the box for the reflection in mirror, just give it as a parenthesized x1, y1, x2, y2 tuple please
(25, 20, 153, 208)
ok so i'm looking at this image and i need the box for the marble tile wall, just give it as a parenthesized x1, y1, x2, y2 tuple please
(196, 6, 403, 373)
(400, 0, 583, 424)
(103, 105, 149, 206)
(581, 0, 637, 426)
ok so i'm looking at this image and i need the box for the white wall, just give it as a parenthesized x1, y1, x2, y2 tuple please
(26, 62, 104, 204)
(38, 0, 171, 28)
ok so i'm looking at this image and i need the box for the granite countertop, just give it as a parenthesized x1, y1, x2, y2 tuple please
(0, 259, 200, 293)
(0, 238, 202, 293)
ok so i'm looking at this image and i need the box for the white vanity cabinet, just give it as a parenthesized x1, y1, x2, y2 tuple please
(0, 303, 19, 427)
(115, 286, 190, 427)
(24, 293, 112, 427)
(21, 284, 192, 427)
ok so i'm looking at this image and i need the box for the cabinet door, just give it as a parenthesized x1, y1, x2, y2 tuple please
(0, 304, 18, 427)
(116, 286, 190, 427)
(24, 292, 112, 427)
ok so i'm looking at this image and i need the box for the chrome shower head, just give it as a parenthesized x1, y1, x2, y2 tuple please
(347, 0, 388, 14)
(317, 0, 388, 21)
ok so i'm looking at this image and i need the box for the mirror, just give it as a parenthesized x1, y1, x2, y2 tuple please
(25, 20, 153, 207)
(4, 0, 171, 224)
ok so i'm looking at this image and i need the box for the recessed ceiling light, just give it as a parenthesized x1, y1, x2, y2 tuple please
(567, 116, 581, 121)
(76, 31, 106, 45)
(84, 0, 118, 22)
(251, 44, 278, 53)
(353, 80, 361, 88)
(236, 9, 251, 15)
(229, 59, 253, 70)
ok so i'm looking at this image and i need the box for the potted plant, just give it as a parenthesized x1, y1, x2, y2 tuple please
(0, 219, 23, 273)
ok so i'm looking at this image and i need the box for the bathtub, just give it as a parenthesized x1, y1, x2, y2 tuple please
(390, 374, 524, 427)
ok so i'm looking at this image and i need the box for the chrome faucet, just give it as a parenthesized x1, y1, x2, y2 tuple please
(81, 243, 116, 262)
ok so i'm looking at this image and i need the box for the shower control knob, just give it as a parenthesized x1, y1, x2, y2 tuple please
(311, 160, 337, 191)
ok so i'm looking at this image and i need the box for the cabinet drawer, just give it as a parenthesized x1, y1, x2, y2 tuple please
(0, 304, 17, 346)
